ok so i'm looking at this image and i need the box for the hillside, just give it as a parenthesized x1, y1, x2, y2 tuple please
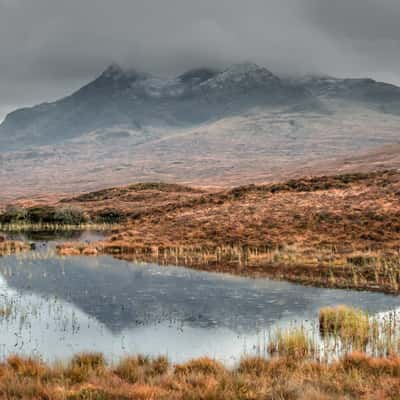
(5, 170, 400, 294)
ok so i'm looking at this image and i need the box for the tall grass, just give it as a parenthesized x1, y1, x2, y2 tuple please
(317, 306, 400, 358)
(319, 305, 370, 344)
(267, 327, 317, 359)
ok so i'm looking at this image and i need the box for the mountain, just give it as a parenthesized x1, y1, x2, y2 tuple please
(2, 62, 400, 200)
(0, 62, 313, 151)
(292, 75, 400, 113)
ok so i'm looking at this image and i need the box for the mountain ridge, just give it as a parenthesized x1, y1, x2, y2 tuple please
(0, 62, 314, 150)
(2, 61, 400, 201)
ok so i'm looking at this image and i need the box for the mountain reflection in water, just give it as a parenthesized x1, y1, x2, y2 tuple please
(0, 250, 399, 363)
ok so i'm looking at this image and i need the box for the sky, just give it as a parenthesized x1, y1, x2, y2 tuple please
(1, 0, 400, 121)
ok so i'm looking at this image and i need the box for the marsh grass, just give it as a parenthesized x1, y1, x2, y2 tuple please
(319, 305, 370, 345)
(6, 355, 48, 378)
(1, 350, 400, 399)
(267, 327, 317, 360)
(115, 355, 169, 383)
(174, 357, 225, 377)
(317, 306, 400, 358)
(63, 353, 107, 384)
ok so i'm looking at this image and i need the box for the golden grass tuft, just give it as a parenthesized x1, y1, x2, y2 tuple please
(342, 352, 400, 377)
(174, 357, 225, 377)
(267, 327, 316, 360)
(70, 352, 107, 371)
(6, 355, 48, 378)
(237, 357, 271, 377)
(319, 305, 370, 345)
(114, 355, 169, 384)
(63, 352, 107, 384)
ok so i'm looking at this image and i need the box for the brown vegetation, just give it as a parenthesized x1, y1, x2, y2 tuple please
(0, 239, 30, 256)
(50, 170, 400, 293)
(1, 352, 400, 399)
(0, 305, 399, 398)
(5, 170, 400, 292)
(319, 306, 370, 343)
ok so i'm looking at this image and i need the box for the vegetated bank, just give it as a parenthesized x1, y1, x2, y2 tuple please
(5, 172, 400, 294)
(2, 352, 400, 399)
(2, 304, 400, 400)
(0, 204, 121, 232)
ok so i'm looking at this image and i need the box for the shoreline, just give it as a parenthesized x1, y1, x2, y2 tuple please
(3, 169, 400, 295)
(56, 241, 400, 295)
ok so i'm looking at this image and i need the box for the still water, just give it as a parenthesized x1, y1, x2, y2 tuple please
(0, 232, 399, 364)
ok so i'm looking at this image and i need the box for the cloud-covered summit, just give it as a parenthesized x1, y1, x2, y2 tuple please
(1, 0, 400, 120)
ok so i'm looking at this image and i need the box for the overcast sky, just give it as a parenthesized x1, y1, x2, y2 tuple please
(1, 0, 400, 120)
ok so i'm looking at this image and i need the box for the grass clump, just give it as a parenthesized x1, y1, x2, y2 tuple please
(174, 357, 225, 376)
(64, 353, 107, 384)
(342, 351, 400, 377)
(6, 355, 48, 378)
(268, 327, 316, 360)
(114, 355, 169, 383)
(237, 357, 271, 377)
(319, 305, 370, 345)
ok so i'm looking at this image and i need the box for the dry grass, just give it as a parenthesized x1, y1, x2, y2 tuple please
(114, 355, 169, 383)
(0, 240, 30, 256)
(268, 327, 317, 360)
(0, 352, 400, 399)
(0, 305, 398, 398)
(319, 305, 370, 344)
(7, 169, 400, 293)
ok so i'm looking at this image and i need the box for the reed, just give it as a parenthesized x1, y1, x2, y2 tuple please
(267, 327, 317, 360)
(319, 305, 370, 345)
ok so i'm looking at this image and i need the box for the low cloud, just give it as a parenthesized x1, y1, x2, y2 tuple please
(1, 0, 400, 119)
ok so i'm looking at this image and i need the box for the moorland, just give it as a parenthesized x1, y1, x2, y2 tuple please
(2, 169, 400, 294)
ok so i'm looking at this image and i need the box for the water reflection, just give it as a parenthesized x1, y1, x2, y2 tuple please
(0, 247, 399, 363)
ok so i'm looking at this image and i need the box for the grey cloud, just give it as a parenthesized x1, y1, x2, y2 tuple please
(1, 0, 400, 120)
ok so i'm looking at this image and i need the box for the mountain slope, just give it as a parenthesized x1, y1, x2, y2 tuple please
(2, 62, 400, 200)
(293, 75, 400, 114)
(0, 63, 313, 150)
